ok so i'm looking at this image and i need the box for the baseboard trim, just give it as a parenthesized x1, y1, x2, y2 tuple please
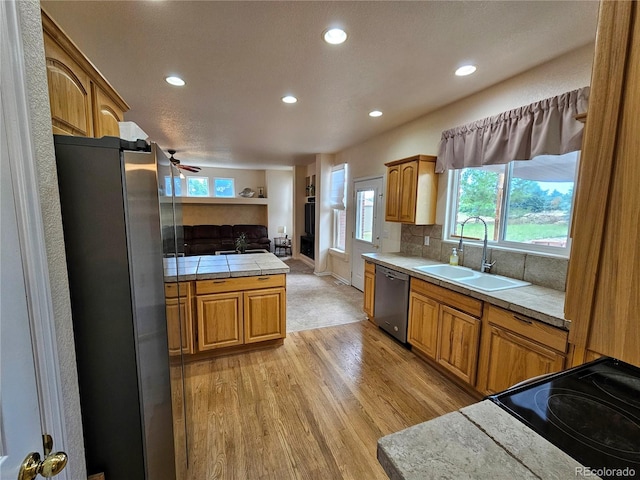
(331, 273, 351, 285)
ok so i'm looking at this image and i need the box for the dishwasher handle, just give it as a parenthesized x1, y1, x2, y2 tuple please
(377, 265, 409, 282)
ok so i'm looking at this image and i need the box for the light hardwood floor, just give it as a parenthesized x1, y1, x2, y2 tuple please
(173, 320, 476, 479)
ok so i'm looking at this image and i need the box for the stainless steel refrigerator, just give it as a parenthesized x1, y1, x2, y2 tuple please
(54, 135, 176, 480)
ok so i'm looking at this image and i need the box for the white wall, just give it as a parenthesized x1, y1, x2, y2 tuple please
(266, 169, 294, 245)
(17, 1, 86, 478)
(331, 43, 595, 281)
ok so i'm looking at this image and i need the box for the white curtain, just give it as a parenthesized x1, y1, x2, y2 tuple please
(330, 164, 346, 210)
(436, 87, 589, 173)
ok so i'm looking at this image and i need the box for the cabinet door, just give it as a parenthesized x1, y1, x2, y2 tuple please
(385, 165, 400, 221)
(363, 268, 375, 319)
(407, 291, 440, 359)
(476, 325, 565, 395)
(43, 33, 92, 137)
(437, 306, 480, 385)
(244, 288, 286, 343)
(165, 297, 194, 356)
(93, 85, 125, 137)
(398, 161, 418, 223)
(197, 292, 243, 350)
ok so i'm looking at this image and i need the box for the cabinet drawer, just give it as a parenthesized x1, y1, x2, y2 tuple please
(485, 304, 568, 353)
(365, 261, 376, 274)
(196, 274, 285, 295)
(164, 281, 192, 299)
(410, 277, 483, 318)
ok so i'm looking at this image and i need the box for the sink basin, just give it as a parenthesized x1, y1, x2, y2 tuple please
(414, 264, 476, 280)
(456, 274, 530, 292)
(413, 264, 530, 291)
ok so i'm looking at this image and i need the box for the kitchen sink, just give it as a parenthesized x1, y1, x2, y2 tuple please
(413, 264, 530, 291)
(414, 264, 476, 279)
(456, 274, 530, 292)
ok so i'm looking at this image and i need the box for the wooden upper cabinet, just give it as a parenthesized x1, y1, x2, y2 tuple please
(41, 9, 129, 138)
(384, 155, 438, 224)
(565, 1, 640, 367)
(43, 33, 92, 136)
(93, 86, 125, 137)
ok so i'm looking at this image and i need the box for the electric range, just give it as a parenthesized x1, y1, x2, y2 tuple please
(489, 357, 640, 479)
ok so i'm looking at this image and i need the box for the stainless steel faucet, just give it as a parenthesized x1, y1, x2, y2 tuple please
(457, 216, 496, 273)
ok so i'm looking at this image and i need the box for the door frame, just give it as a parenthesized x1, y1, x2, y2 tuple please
(350, 175, 384, 290)
(2, 2, 70, 477)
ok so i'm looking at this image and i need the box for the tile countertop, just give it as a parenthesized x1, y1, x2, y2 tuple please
(377, 400, 597, 480)
(163, 253, 290, 281)
(362, 253, 568, 330)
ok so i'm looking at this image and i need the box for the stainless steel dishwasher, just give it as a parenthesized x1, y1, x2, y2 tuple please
(374, 265, 410, 343)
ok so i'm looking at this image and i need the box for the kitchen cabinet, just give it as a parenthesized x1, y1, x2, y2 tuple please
(195, 274, 286, 354)
(363, 261, 376, 320)
(42, 9, 129, 138)
(565, 1, 640, 367)
(408, 278, 482, 385)
(384, 155, 437, 224)
(438, 306, 480, 385)
(244, 288, 286, 343)
(164, 282, 194, 355)
(477, 305, 567, 395)
(197, 292, 244, 350)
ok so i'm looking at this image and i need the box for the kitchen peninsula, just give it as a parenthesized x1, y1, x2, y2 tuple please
(164, 252, 289, 358)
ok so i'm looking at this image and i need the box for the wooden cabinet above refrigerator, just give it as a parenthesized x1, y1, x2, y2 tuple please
(41, 9, 129, 138)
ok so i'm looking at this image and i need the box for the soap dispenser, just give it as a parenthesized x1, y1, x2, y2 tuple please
(449, 248, 459, 266)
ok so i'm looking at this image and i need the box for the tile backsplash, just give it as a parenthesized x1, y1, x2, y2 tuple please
(400, 224, 568, 291)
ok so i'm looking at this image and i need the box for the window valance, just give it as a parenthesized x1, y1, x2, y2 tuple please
(436, 87, 589, 173)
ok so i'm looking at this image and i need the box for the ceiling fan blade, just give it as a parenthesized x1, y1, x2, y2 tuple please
(181, 165, 201, 173)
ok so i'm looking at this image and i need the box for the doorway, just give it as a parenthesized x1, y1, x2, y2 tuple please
(351, 177, 383, 291)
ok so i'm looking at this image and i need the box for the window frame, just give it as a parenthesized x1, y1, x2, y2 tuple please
(330, 164, 348, 251)
(212, 177, 235, 198)
(186, 176, 210, 197)
(445, 154, 580, 257)
(332, 208, 347, 251)
(164, 175, 182, 197)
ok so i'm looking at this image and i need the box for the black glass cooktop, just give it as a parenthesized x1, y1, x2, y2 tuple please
(489, 357, 640, 479)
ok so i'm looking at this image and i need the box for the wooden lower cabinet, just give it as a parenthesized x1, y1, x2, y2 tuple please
(408, 278, 482, 385)
(244, 288, 286, 343)
(194, 274, 286, 355)
(438, 306, 480, 385)
(476, 305, 567, 395)
(363, 261, 375, 319)
(164, 282, 194, 356)
(408, 290, 439, 359)
(197, 292, 244, 350)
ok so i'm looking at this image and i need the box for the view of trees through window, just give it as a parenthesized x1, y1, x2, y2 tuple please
(452, 153, 578, 249)
(187, 177, 209, 197)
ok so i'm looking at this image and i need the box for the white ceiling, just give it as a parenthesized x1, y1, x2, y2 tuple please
(41, 1, 599, 170)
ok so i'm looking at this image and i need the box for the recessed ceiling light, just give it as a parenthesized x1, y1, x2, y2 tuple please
(369, 110, 383, 117)
(323, 28, 347, 45)
(282, 95, 298, 104)
(455, 65, 477, 77)
(165, 76, 185, 86)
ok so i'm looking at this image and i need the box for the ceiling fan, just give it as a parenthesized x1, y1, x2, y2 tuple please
(167, 149, 201, 173)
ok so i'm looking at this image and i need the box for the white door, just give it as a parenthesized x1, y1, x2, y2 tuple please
(0, 110, 47, 477)
(351, 177, 383, 291)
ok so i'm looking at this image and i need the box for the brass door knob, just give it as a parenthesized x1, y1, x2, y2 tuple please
(18, 450, 68, 480)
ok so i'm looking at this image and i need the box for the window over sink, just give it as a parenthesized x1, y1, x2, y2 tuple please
(446, 151, 579, 255)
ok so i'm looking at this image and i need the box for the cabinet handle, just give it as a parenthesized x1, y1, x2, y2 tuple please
(213, 280, 226, 284)
(258, 277, 270, 281)
(513, 314, 533, 325)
